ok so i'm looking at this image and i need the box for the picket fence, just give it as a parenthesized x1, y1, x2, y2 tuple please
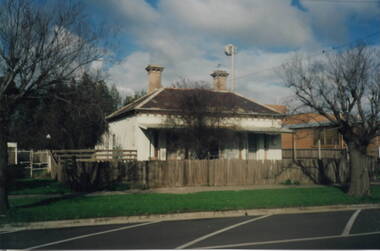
(17, 150, 50, 178)
(52, 149, 137, 165)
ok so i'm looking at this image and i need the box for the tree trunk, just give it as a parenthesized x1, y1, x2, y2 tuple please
(347, 143, 370, 197)
(0, 112, 10, 214)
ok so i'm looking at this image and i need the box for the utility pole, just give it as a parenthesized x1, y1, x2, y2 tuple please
(224, 44, 237, 91)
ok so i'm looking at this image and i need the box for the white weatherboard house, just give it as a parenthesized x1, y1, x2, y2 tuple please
(99, 65, 291, 161)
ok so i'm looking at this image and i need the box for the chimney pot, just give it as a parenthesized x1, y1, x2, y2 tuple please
(146, 64, 164, 94)
(211, 70, 229, 91)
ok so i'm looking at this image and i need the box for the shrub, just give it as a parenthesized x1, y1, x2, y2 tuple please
(281, 179, 300, 185)
(7, 164, 28, 181)
(62, 158, 134, 192)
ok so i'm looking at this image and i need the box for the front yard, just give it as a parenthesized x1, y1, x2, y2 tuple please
(9, 178, 71, 195)
(2, 180, 380, 225)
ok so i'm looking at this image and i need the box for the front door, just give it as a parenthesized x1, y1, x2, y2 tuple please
(248, 133, 258, 160)
(153, 130, 159, 159)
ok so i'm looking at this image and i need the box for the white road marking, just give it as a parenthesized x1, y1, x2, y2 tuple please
(342, 209, 361, 236)
(0, 230, 19, 235)
(25, 221, 161, 250)
(196, 230, 380, 249)
(175, 214, 271, 249)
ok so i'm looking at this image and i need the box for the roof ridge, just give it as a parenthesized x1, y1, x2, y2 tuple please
(165, 87, 221, 91)
(106, 89, 158, 119)
(135, 88, 165, 109)
(232, 92, 281, 114)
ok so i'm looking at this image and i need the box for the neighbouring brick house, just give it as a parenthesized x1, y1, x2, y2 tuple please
(282, 113, 344, 149)
(281, 113, 380, 158)
(97, 65, 292, 161)
(266, 105, 288, 115)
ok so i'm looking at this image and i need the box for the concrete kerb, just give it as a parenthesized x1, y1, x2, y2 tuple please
(2, 203, 380, 232)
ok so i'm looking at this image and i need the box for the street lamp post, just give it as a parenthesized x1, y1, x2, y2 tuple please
(46, 134, 56, 172)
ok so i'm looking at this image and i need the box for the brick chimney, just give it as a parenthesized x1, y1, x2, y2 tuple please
(146, 64, 164, 94)
(210, 70, 229, 91)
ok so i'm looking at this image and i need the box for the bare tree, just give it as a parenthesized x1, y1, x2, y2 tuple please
(166, 81, 236, 159)
(123, 89, 146, 106)
(0, 0, 108, 214)
(281, 45, 380, 197)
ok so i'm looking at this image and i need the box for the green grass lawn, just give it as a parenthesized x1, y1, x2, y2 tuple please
(9, 178, 71, 195)
(2, 186, 380, 225)
(8, 178, 132, 195)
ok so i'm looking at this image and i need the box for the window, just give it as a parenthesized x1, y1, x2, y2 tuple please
(248, 133, 258, 152)
(313, 128, 339, 146)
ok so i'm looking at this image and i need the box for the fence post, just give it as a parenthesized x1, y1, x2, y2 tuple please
(47, 151, 51, 173)
(207, 160, 211, 186)
(30, 150, 33, 178)
(293, 135, 297, 160)
(142, 161, 147, 187)
(146, 161, 150, 188)
(15, 144, 18, 165)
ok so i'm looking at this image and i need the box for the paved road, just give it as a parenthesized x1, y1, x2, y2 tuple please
(1, 208, 380, 249)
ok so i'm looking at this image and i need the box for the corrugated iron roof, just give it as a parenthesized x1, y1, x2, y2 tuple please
(284, 113, 332, 125)
(107, 88, 281, 121)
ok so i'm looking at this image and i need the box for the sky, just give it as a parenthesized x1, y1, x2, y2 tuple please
(85, 0, 380, 104)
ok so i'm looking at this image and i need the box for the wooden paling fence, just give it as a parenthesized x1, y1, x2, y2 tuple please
(54, 158, 317, 187)
(51, 152, 378, 189)
(129, 158, 379, 188)
(142, 159, 296, 187)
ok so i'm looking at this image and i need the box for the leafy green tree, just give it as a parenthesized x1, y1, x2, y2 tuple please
(110, 85, 122, 109)
(9, 73, 121, 149)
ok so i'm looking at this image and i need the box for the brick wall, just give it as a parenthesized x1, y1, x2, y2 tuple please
(282, 129, 316, 149)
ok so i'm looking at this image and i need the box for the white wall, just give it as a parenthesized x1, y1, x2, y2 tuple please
(135, 126, 151, 161)
(106, 116, 137, 150)
(223, 116, 282, 129)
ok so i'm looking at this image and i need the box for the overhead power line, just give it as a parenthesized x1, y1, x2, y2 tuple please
(236, 30, 380, 81)
(302, 0, 380, 3)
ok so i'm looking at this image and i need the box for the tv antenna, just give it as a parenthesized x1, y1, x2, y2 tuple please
(224, 44, 237, 91)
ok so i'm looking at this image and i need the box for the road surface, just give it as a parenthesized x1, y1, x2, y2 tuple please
(1, 208, 380, 249)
